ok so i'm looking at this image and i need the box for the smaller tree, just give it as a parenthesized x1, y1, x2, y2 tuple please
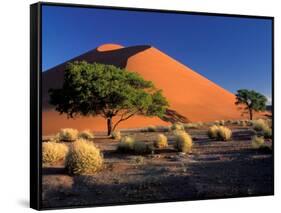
(235, 89, 267, 120)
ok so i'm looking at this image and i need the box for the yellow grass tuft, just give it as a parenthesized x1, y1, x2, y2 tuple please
(252, 119, 269, 131)
(117, 136, 135, 152)
(184, 123, 199, 129)
(207, 125, 220, 139)
(217, 126, 232, 141)
(251, 136, 265, 149)
(154, 134, 168, 148)
(112, 131, 122, 140)
(66, 139, 103, 175)
(58, 128, 78, 141)
(171, 122, 185, 131)
(173, 131, 193, 153)
(208, 125, 232, 141)
(219, 120, 225, 126)
(263, 127, 272, 139)
(78, 130, 94, 140)
(42, 142, 68, 165)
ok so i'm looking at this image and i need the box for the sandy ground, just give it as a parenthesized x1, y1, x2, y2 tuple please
(42, 126, 273, 208)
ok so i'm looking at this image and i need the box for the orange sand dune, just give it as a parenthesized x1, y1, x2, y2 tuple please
(42, 43, 245, 135)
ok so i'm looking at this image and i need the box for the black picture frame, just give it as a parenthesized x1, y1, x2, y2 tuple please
(30, 2, 274, 210)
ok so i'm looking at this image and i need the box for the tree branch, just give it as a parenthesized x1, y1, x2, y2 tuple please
(112, 111, 138, 131)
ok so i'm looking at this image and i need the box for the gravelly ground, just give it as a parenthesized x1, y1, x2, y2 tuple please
(42, 127, 273, 209)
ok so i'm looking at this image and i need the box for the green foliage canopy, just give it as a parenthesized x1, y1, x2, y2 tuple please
(235, 89, 267, 120)
(49, 61, 169, 135)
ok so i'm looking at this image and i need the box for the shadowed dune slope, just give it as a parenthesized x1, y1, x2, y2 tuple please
(42, 43, 244, 135)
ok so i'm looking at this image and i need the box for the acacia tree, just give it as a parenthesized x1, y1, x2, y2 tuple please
(49, 61, 169, 135)
(235, 89, 267, 120)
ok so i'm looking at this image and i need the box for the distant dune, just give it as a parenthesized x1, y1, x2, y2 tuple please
(42, 43, 244, 135)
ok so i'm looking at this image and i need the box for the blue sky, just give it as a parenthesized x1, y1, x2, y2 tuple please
(42, 5, 272, 102)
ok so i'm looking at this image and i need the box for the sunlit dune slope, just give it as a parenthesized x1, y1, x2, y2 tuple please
(42, 43, 244, 135)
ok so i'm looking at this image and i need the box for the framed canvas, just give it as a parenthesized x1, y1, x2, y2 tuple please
(30, 2, 274, 210)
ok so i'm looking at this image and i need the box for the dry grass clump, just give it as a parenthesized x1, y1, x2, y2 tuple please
(117, 136, 135, 152)
(240, 120, 247, 127)
(154, 134, 168, 148)
(251, 136, 265, 149)
(78, 130, 94, 140)
(133, 141, 153, 154)
(117, 136, 153, 154)
(225, 120, 232, 125)
(219, 120, 225, 126)
(231, 120, 240, 125)
(42, 142, 68, 165)
(184, 123, 199, 129)
(147, 125, 157, 132)
(252, 119, 272, 139)
(171, 122, 185, 131)
(208, 125, 232, 141)
(266, 119, 272, 128)
(173, 131, 193, 153)
(252, 136, 272, 152)
(263, 127, 272, 139)
(66, 139, 103, 175)
(217, 126, 232, 141)
(207, 125, 220, 139)
(111, 131, 122, 140)
(252, 119, 269, 131)
(58, 128, 78, 142)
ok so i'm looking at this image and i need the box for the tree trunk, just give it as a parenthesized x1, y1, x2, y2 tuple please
(249, 108, 253, 120)
(107, 117, 112, 136)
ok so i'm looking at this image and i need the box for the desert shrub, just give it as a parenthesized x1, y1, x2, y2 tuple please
(208, 125, 232, 141)
(58, 128, 78, 141)
(217, 126, 232, 141)
(225, 120, 232, 125)
(133, 141, 153, 154)
(111, 131, 122, 140)
(42, 142, 68, 165)
(247, 120, 254, 125)
(171, 122, 185, 131)
(231, 120, 240, 125)
(78, 130, 94, 140)
(173, 131, 193, 153)
(214, 120, 220, 125)
(252, 119, 269, 131)
(51, 134, 60, 143)
(184, 123, 199, 129)
(117, 136, 135, 152)
(266, 119, 272, 128)
(251, 136, 265, 149)
(207, 125, 220, 139)
(239, 120, 245, 127)
(154, 134, 168, 148)
(219, 120, 225, 126)
(117, 136, 153, 154)
(263, 127, 272, 139)
(66, 139, 103, 175)
(147, 125, 157, 132)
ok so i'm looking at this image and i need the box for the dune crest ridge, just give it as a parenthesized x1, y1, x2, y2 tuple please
(97, 43, 124, 52)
